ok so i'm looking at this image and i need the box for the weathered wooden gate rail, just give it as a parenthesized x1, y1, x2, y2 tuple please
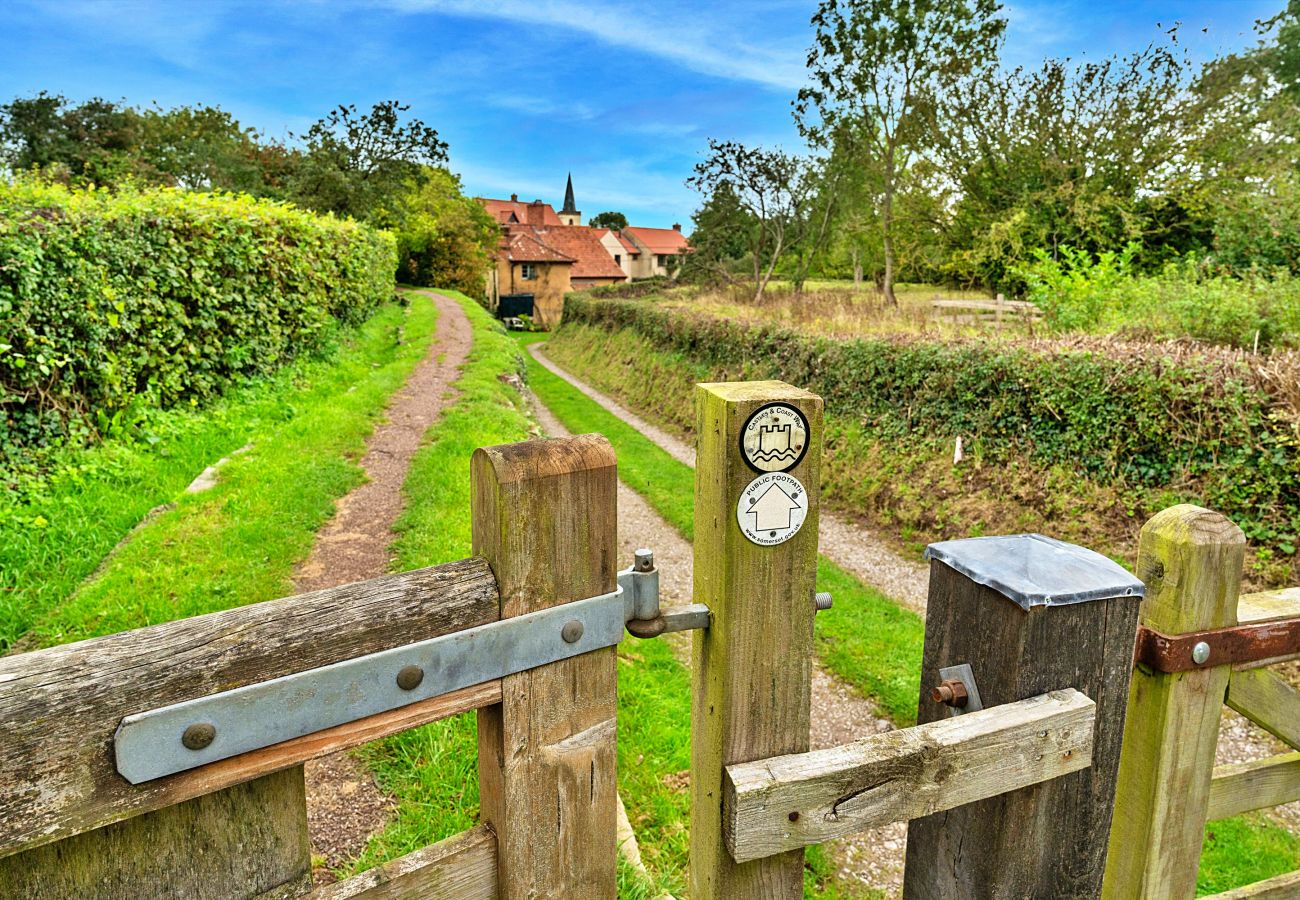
(0, 433, 622, 899)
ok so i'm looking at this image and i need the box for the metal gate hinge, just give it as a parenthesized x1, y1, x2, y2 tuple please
(1134, 619, 1300, 673)
(115, 549, 706, 784)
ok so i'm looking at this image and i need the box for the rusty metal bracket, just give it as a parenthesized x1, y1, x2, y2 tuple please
(1134, 619, 1300, 673)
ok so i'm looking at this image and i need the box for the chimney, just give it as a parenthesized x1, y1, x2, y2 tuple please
(672, 223, 682, 232)
(526, 200, 547, 225)
(510, 193, 518, 202)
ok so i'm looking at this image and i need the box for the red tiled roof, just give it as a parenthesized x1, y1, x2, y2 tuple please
(540, 226, 627, 279)
(502, 227, 573, 264)
(614, 231, 641, 255)
(624, 226, 690, 254)
(479, 197, 563, 227)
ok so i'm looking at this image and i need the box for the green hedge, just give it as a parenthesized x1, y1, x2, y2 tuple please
(562, 293, 1300, 567)
(0, 180, 396, 461)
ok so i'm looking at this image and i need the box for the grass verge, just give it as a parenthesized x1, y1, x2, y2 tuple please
(522, 330, 1300, 895)
(7, 295, 439, 647)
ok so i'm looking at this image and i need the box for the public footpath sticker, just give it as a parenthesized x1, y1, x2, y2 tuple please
(737, 472, 808, 546)
(740, 403, 809, 473)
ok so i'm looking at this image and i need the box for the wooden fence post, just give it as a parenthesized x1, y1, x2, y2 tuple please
(1102, 505, 1245, 899)
(690, 381, 823, 900)
(471, 434, 619, 899)
(901, 532, 1146, 898)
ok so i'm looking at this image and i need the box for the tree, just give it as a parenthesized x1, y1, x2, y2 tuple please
(687, 140, 823, 301)
(290, 100, 448, 221)
(797, 0, 1005, 303)
(934, 38, 1190, 288)
(0, 93, 141, 184)
(377, 168, 499, 296)
(588, 211, 627, 230)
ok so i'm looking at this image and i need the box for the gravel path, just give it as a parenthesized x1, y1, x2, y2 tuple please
(297, 291, 474, 883)
(526, 379, 908, 896)
(529, 343, 929, 614)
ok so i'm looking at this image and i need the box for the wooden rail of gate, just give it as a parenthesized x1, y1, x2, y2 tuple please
(0, 433, 619, 899)
(1104, 506, 1300, 900)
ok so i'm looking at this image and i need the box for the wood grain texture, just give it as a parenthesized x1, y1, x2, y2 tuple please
(310, 823, 497, 900)
(724, 689, 1095, 862)
(1238, 588, 1300, 623)
(471, 434, 619, 899)
(1103, 505, 1245, 900)
(0, 766, 311, 899)
(689, 382, 822, 900)
(1201, 869, 1300, 899)
(0, 557, 499, 859)
(1207, 752, 1300, 821)
(902, 557, 1144, 898)
(1227, 668, 1300, 749)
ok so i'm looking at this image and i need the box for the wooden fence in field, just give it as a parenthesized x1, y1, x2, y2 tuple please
(931, 292, 1043, 326)
(0, 380, 1295, 899)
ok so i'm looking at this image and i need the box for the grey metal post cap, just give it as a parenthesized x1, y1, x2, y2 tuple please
(924, 533, 1145, 610)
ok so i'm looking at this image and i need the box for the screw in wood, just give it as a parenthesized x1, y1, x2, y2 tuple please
(181, 722, 216, 751)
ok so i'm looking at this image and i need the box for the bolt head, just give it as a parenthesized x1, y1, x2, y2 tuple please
(396, 665, 425, 691)
(1191, 641, 1212, 665)
(181, 722, 216, 751)
(561, 620, 585, 643)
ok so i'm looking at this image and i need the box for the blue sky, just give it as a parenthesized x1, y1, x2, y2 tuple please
(0, 0, 1282, 227)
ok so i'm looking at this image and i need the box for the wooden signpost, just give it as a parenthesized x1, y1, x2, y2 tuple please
(689, 381, 823, 900)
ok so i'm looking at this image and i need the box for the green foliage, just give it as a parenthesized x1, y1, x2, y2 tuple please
(588, 210, 628, 230)
(0, 178, 395, 467)
(378, 169, 498, 296)
(562, 293, 1300, 579)
(1017, 247, 1300, 347)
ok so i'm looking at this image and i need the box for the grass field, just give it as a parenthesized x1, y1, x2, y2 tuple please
(3, 295, 440, 649)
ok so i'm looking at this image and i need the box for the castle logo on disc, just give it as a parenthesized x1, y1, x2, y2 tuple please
(740, 403, 809, 473)
(737, 472, 808, 546)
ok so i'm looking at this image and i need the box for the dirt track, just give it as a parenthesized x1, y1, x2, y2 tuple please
(295, 290, 473, 880)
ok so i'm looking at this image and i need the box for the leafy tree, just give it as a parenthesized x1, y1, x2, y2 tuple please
(686, 140, 827, 300)
(135, 105, 269, 193)
(588, 210, 628, 230)
(797, 0, 1005, 303)
(0, 93, 141, 184)
(934, 38, 1189, 289)
(679, 182, 753, 285)
(377, 168, 499, 295)
(289, 100, 448, 221)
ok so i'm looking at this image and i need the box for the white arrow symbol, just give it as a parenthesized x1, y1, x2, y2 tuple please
(749, 482, 801, 531)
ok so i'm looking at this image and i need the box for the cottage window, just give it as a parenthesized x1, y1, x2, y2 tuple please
(521, 263, 536, 280)
(614, 254, 622, 265)
(657, 254, 668, 266)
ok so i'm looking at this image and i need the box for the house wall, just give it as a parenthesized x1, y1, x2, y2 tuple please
(498, 257, 572, 329)
(597, 231, 633, 278)
(571, 277, 624, 290)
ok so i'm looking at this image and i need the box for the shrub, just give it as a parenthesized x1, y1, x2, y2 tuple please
(1017, 247, 1300, 348)
(0, 180, 395, 462)
(561, 293, 1300, 574)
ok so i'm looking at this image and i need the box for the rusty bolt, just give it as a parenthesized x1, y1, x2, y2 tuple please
(931, 679, 970, 709)
(396, 665, 425, 691)
(181, 722, 216, 751)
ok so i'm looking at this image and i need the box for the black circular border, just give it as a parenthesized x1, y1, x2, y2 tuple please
(739, 402, 810, 474)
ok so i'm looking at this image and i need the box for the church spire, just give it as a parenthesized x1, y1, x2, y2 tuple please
(561, 173, 578, 214)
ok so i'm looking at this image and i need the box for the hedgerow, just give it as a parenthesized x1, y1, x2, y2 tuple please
(0, 180, 395, 464)
(561, 292, 1300, 577)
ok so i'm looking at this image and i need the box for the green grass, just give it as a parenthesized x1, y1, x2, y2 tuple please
(521, 328, 1300, 894)
(1199, 814, 1300, 895)
(6, 296, 440, 648)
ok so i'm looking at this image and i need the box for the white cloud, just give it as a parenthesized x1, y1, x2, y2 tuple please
(380, 0, 808, 90)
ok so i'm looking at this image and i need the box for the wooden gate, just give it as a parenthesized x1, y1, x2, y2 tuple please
(0, 381, 1295, 899)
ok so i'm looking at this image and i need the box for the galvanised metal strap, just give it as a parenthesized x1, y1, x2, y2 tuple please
(114, 561, 664, 784)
